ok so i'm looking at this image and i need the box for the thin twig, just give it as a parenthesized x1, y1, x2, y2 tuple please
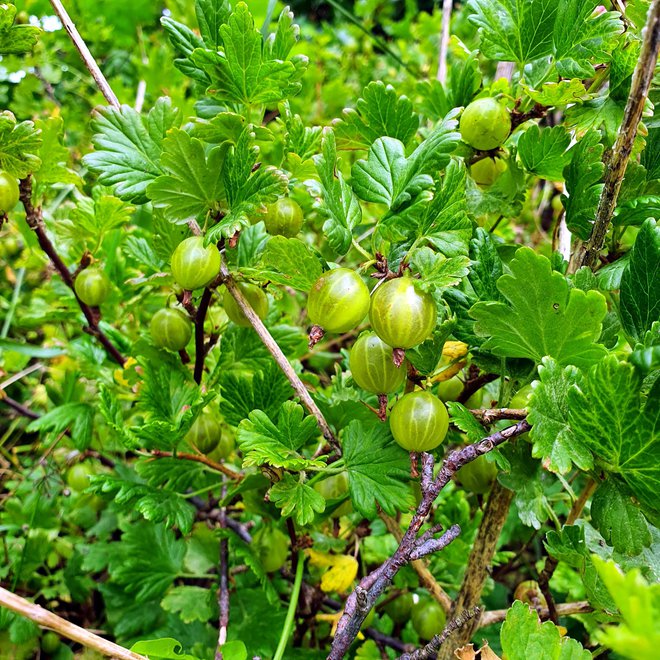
(220, 261, 338, 448)
(0, 395, 40, 420)
(399, 608, 482, 660)
(194, 287, 213, 384)
(329, 420, 531, 658)
(437, 0, 452, 83)
(479, 601, 592, 627)
(148, 449, 242, 480)
(0, 363, 45, 390)
(49, 0, 120, 108)
(19, 177, 125, 366)
(215, 483, 229, 659)
(0, 587, 146, 660)
(569, 0, 660, 272)
(457, 371, 498, 405)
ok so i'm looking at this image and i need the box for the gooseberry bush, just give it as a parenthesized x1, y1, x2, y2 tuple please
(1, 1, 659, 659)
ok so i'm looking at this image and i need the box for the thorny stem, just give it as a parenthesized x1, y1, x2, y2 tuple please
(274, 552, 304, 660)
(470, 408, 528, 424)
(49, 0, 120, 108)
(398, 607, 482, 660)
(569, 0, 660, 272)
(19, 177, 126, 366)
(215, 483, 229, 659)
(0, 587, 146, 660)
(479, 601, 593, 627)
(220, 261, 338, 448)
(328, 420, 531, 658)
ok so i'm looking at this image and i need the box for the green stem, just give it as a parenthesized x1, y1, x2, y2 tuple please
(351, 238, 372, 262)
(273, 552, 304, 660)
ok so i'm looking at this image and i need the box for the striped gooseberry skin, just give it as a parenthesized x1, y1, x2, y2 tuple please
(223, 282, 269, 327)
(186, 414, 221, 454)
(0, 172, 20, 213)
(74, 268, 111, 306)
(369, 277, 437, 349)
(263, 198, 303, 237)
(389, 391, 449, 452)
(460, 97, 511, 151)
(308, 267, 370, 333)
(171, 236, 221, 290)
(349, 332, 406, 394)
(150, 308, 192, 351)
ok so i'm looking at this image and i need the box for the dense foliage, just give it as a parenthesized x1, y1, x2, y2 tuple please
(0, 1, 659, 659)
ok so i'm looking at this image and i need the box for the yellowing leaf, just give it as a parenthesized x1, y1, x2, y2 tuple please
(114, 357, 138, 388)
(307, 549, 358, 593)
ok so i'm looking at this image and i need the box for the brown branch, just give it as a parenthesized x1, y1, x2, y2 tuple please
(437, 481, 515, 660)
(329, 420, 531, 658)
(537, 478, 597, 622)
(0, 394, 40, 420)
(478, 601, 592, 627)
(0, 587, 146, 660)
(220, 261, 338, 448)
(148, 450, 242, 480)
(194, 287, 213, 384)
(399, 607, 482, 660)
(215, 483, 230, 659)
(48, 0, 120, 108)
(569, 0, 660, 272)
(19, 177, 125, 366)
(470, 408, 528, 424)
(457, 371, 498, 405)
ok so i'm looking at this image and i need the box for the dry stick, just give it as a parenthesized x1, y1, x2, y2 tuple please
(470, 408, 528, 425)
(0, 587, 146, 660)
(479, 601, 592, 628)
(148, 449, 242, 481)
(379, 512, 452, 613)
(220, 262, 337, 448)
(329, 420, 531, 659)
(537, 478, 598, 622)
(398, 607, 482, 660)
(215, 483, 230, 659)
(569, 0, 660, 272)
(19, 177, 126, 366)
(49, 0, 120, 108)
(437, 481, 515, 660)
(437, 0, 453, 83)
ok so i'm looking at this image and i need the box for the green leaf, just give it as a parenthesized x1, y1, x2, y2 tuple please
(411, 248, 470, 293)
(342, 420, 413, 518)
(279, 101, 322, 164)
(592, 557, 660, 659)
(591, 479, 652, 557)
(468, 0, 557, 64)
(34, 117, 81, 186)
(568, 356, 660, 516)
(228, 588, 285, 657)
(0, 111, 42, 177)
(236, 401, 324, 470)
(63, 192, 134, 248)
(136, 457, 211, 493)
(147, 128, 227, 223)
(501, 601, 591, 660)
(351, 111, 460, 210)
(161, 16, 209, 84)
(521, 79, 591, 106)
(257, 237, 323, 291)
(471, 247, 608, 369)
(131, 637, 199, 660)
(620, 218, 660, 343)
(614, 195, 660, 227)
(195, 0, 231, 50)
(109, 523, 185, 603)
(553, 0, 622, 78)
(562, 130, 605, 239)
(527, 358, 593, 474)
(191, 3, 307, 106)
(26, 403, 94, 450)
(89, 472, 196, 534)
(333, 82, 419, 151)
(467, 227, 504, 302)
(313, 128, 362, 255)
(0, 4, 40, 55)
(84, 98, 181, 203)
(446, 402, 488, 443)
(161, 586, 214, 624)
(269, 473, 326, 525)
(518, 125, 571, 181)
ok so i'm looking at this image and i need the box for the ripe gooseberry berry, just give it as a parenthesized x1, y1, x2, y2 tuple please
(223, 282, 269, 327)
(253, 525, 289, 572)
(171, 236, 221, 291)
(411, 599, 446, 640)
(186, 413, 221, 454)
(389, 391, 449, 452)
(66, 462, 96, 492)
(208, 433, 235, 462)
(41, 632, 61, 654)
(384, 592, 414, 624)
(74, 268, 111, 306)
(456, 455, 498, 494)
(437, 376, 463, 402)
(349, 332, 406, 394)
(150, 308, 192, 351)
(313, 471, 352, 517)
(470, 157, 507, 186)
(263, 198, 303, 237)
(308, 268, 370, 334)
(460, 98, 511, 151)
(0, 172, 20, 213)
(369, 277, 436, 349)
